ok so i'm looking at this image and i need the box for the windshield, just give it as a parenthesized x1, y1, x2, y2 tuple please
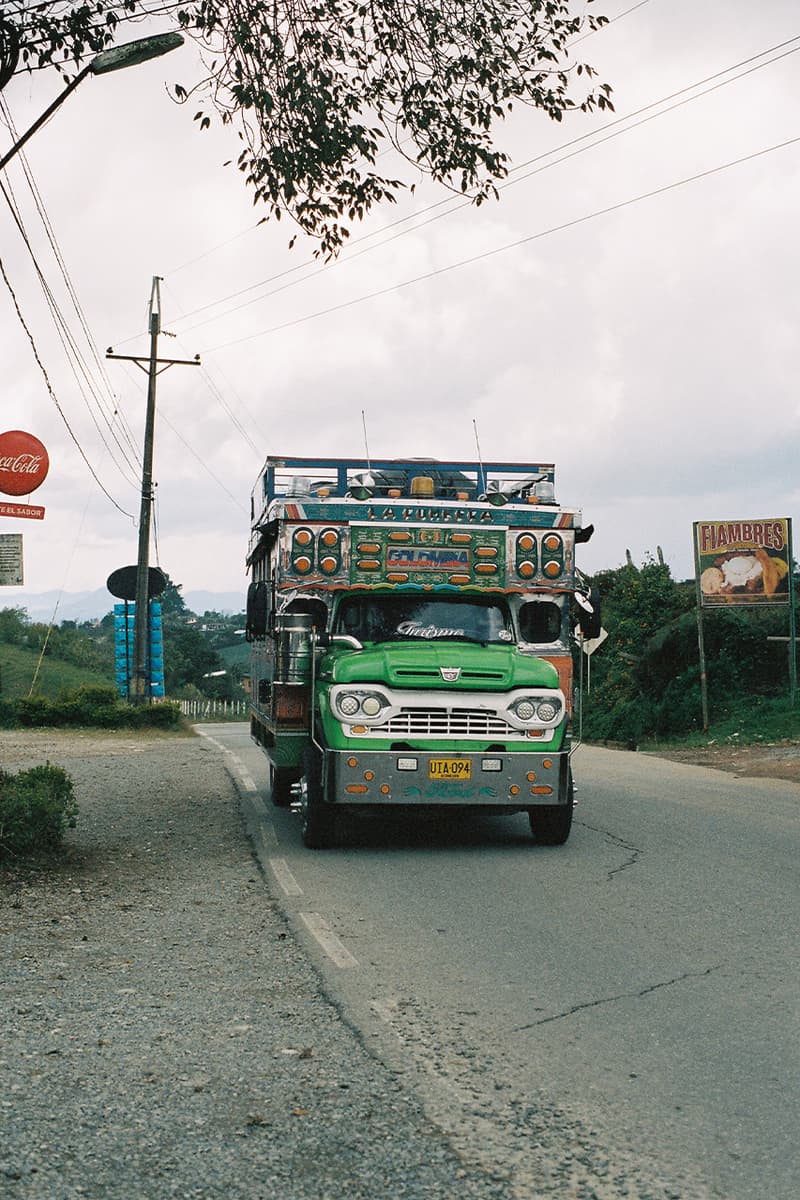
(334, 595, 514, 645)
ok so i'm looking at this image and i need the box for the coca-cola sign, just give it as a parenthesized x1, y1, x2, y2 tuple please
(0, 430, 50, 496)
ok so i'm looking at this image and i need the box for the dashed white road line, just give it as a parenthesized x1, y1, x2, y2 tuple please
(269, 857, 303, 896)
(236, 765, 259, 793)
(198, 729, 262, 800)
(253, 819, 278, 854)
(196, 730, 225, 753)
(299, 912, 359, 969)
(198, 728, 360, 970)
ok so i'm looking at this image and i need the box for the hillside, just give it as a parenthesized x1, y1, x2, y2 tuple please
(0, 642, 113, 701)
(0, 591, 247, 703)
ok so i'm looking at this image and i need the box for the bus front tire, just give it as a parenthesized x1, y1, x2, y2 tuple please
(528, 771, 574, 845)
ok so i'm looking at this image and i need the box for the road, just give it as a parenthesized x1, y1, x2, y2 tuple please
(202, 723, 799, 1200)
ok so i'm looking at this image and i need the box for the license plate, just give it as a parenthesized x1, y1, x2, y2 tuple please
(428, 758, 472, 780)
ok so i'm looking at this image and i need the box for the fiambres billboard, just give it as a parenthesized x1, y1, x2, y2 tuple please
(693, 518, 791, 606)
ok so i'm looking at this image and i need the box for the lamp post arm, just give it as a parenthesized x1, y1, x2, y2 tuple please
(0, 32, 183, 174)
(0, 64, 91, 172)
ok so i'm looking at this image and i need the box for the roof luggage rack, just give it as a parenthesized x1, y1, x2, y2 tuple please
(255, 456, 557, 507)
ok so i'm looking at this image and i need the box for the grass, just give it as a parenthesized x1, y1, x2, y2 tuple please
(639, 694, 799, 751)
(218, 642, 249, 669)
(0, 643, 113, 701)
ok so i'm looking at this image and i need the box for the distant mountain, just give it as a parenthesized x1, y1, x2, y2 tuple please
(2, 587, 246, 624)
(181, 591, 246, 619)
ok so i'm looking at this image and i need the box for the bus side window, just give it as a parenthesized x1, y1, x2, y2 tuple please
(519, 602, 561, 643)
(285, 598, 328, 630)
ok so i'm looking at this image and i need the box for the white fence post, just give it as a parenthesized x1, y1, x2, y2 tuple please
(177, 698, 247, 720)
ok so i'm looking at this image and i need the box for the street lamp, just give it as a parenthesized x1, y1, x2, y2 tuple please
(0, 31, 183, 172)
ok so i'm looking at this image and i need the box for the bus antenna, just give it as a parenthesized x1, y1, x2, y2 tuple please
(473, 418, 486, 495)
(361, 409, 373, 474)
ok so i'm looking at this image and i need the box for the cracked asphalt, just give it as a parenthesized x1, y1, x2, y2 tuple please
(510, 964, 722, 1032)
(209, 728, 799, 1200)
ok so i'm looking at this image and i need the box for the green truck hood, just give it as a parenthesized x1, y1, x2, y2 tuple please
(324, 641, 559, 691)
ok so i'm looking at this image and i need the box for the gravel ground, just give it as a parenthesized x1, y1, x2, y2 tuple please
(644, 738, 800, 784)
(0, 727, 516, 1200)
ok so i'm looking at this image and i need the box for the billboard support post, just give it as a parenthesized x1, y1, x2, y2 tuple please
(692, 545, 710, 733)
(693, 517, 795, 725)
(788, 521, 797, 707)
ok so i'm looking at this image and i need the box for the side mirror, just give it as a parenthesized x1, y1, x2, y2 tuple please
(574, 586, 601, 640)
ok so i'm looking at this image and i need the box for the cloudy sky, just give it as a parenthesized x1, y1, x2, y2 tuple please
(2, 0, 799, 610)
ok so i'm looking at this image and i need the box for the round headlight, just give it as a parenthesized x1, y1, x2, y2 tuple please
(515, 699, 536, 721)
(361, 695, 382, 716)
(537, 700, 559, 722)
(338, 694, 359, 717)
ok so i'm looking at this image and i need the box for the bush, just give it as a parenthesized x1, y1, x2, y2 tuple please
(135, 702, 182, 730)
(0, 686, 182, 731)
(0, 763, 77, 859)
(57, 685, 122, 728)
(581, 555, 798, 745)
(15, 696, 55, 727)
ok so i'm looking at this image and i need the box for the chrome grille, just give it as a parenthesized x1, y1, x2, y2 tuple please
(373, 708, 513, 737)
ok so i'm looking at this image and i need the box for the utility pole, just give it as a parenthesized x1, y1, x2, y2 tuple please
(107, 277, 200, 703)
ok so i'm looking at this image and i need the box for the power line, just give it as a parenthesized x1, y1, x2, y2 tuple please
(0, 95, 143, 477)
(0, 251, 136, 518)
(200, 132, 800, 355)
(157, 408, 250, 514)
(164, 0, 652, 282)
(1, 175, 143, 490)
(114, 354, 252, 517)
(169, 30, 800, 337)
(570, 0, 653, 48)
(161, 280, 263, 454)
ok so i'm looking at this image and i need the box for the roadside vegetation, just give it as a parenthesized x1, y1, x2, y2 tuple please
(0, 578, 247, 712)
(0, 685, 181, 732)
(2, 563, 797, 746)
(0, 584, 248, 856)
(0, 639, 113, 700)
(1, 558, 796, 863)
(639, 695, 799, 752)
(581, 554, 798, 749)
(0, 763, 77, 862)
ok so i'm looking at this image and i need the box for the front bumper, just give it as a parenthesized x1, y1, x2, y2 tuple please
(324, 748, 571, 809)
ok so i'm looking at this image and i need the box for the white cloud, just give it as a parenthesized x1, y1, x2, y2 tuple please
(2, 0, 800, 604)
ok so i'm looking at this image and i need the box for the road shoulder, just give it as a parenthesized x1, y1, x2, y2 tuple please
(0, 727, 512, 1200)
